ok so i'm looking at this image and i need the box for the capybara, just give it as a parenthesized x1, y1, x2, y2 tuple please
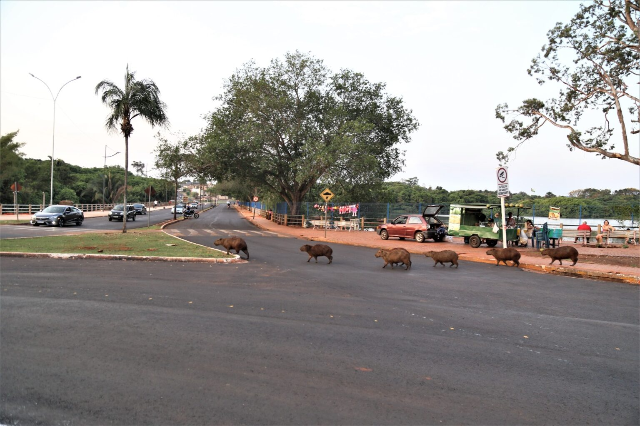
(375, 248, 411, 270)
(300, 244, 333, 264)
(424, 250, 459, 268)
(214, 237, 249, 259)
(486, 247, 521, 267)
(541, 246, 579, 266)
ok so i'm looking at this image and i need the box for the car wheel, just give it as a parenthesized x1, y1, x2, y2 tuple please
(469, 235, 482, 248)
(76, 220, 82, 226)
(415, 232, 426, 243)
(33, 223, 39, 227)
(132, 215, 136, 221)
(57, 218, 64, 227)
(486, 239, 498, 247)
(108, 217, 112, 221)
(380, 229, 389, 240)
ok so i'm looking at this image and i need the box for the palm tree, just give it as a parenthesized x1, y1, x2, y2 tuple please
(95, 65, 168, 232)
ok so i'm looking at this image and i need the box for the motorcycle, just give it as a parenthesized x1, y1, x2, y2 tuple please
(183, 210, 199, 219)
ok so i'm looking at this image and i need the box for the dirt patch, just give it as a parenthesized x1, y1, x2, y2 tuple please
(147, 248, 158, 252)
(526, 251, 638, 268)
(78, 246, 97, 250)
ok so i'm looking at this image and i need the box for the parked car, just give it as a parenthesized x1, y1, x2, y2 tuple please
(108, 204, 136, 221)
(31, 205, 84, 227)
(170, 204, 185, 214)
(190, 202, 199, 209)
(376, 205, 446, 243)
(133, 203, 147, 215)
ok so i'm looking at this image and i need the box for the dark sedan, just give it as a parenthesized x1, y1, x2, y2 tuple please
(133, 203, 147, 215)
(30, 205, 84, 227)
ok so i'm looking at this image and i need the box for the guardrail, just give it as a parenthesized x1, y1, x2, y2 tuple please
(0, 202, 175, 216)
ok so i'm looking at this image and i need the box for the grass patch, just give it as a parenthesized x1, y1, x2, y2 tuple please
(0, 220, 31, 225)
(0, 229, 232, 259)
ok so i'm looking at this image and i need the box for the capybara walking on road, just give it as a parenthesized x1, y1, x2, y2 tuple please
(424, 250, 459, 268)
(541, 246, 579, 266)
(486, 248, 521, 267)
(375, 248, 411, 270)
(300, 244, 333, 264)
(214, 237, 249, 259)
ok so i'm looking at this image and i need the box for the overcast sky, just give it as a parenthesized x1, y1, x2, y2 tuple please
(1, 1, 637, 196)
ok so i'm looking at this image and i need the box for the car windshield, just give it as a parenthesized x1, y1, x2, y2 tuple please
(113, 204, 124, 211)
(134, 204, 143, 208)
(42, 206, 66, 214)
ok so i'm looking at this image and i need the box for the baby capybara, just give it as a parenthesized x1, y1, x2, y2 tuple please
(424, 250, 459, 268)
(214, 237, 249, 260)
(541, 246, 579, 266)
(486, 247, 521, 267)
(300, 244, 333, 264)
(375, 248, 411, 270)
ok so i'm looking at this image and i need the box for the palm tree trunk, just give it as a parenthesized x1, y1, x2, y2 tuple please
(122, 136, 128, 233)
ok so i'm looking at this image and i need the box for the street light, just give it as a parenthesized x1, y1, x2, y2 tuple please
(30, 73, 81, 205)
(103, 145, 120, 209)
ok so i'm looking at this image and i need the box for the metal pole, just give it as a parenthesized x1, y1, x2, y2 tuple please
(29, 74, 81, 205)
(324, 202, 328, 238)
(14, 182, 18, 221)
(501, 196, 507, 247)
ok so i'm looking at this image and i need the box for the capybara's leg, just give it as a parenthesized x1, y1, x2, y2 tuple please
(314, 256, 318, 263)
(571, 257, 577, 266)
(242, 249, 249, 260)
(549, 259, 556, 265)
(406, 261, 411, 270)
(328, 255, 332, 264)
(513, 259, 520, 267)
(307, 255, 311, 263)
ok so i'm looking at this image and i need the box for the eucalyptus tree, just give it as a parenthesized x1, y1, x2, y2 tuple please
(154, 134, 192, 220)
(95, 66, 168, 232)
(496, 0, 639, 166)
(0, 131, 25, 203)
(200, 51, 419, 215)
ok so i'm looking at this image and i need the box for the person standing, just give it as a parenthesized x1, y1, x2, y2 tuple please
(575, 221, 592, 243)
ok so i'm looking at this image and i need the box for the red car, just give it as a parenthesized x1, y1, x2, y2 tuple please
(376, 205, 446, 243)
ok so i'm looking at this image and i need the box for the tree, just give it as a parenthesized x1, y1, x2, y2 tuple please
(496, 0, 639, 165)
(201, 51, 419, 214)
(131, 161, 146, 176)
(95, 65, 168, 232)
(1, 131, 26, 203)
(154, 135, 191, 220)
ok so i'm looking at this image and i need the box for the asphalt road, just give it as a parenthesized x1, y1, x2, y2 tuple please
(1, 207, 638, 425)
(0, 206, 201, 239)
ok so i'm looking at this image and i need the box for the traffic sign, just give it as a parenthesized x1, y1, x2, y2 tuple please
(496, 167, 509, 198)
(320, 188, 334, 202)
(253, 196, 259, 202)
(10, 183, 22, 191)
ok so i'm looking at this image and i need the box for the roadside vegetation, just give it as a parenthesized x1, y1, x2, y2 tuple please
(0, 229, 232, 259)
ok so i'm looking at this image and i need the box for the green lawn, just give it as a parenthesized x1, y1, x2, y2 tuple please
(0, 220, 31, 225)
(0, 229, 232, 259)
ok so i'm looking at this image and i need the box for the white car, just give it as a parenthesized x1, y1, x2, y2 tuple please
(170, 204, 185, 214)
(190, 202, 199, 209)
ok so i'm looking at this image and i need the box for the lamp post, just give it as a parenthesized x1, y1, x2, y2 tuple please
(103, 145, 120, 209)
(29, 73, 81, 205)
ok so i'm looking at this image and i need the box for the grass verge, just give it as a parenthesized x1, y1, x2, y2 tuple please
(0, 220, 31, 225)
(0, 229, 232, 259)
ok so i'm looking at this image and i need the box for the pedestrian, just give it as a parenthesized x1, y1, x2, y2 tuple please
(575, 221, 591, 244)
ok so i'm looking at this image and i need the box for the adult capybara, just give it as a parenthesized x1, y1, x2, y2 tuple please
(425, 250, 459, 268)
(541, 246, 579, 266)
(375, 248, 411, 270)
(486, 247, 521, 267)
(300, 244, 333, 264)
(214, 237, 249, 259)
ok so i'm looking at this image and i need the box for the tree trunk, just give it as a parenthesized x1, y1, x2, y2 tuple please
(122, 136, 128, 233)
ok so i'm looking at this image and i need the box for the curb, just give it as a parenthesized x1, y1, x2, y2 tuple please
(0, 251, 245, 264)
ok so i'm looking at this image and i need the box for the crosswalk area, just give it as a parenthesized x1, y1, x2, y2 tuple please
(164, 229, 287, 238)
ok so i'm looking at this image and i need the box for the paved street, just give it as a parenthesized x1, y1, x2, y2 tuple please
(1, 207, 638, 425)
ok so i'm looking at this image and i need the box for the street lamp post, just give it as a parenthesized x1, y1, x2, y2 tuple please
(103, 145, 120, 209)
(30, 73, 81, 205)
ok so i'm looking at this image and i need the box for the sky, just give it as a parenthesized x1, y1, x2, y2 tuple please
(1, 1, 638, 196)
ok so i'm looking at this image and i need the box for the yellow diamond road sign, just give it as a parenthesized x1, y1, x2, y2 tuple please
(320, 188, 334, 202)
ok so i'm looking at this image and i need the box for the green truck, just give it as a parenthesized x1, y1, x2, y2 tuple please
(447, 203, 530, 248)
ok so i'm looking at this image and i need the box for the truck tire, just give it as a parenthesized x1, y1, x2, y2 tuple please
(469, 235, 482, 248)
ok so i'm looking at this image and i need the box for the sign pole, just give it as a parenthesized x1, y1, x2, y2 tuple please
(501, 196, 507, 248)
(324, 202, 328, 238)
(14, 181, 18, 221)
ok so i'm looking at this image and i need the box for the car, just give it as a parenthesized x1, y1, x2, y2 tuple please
(108, 204, 136, 221)
(170, 204, 185, 214)
(132, 203, 147, 215)
(31, 205, 84, 227)
(190, 202, 199, 209)
(376, 205, 446, 243)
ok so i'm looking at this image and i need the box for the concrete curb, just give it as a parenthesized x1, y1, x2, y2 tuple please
(0, 251, 245, 264)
